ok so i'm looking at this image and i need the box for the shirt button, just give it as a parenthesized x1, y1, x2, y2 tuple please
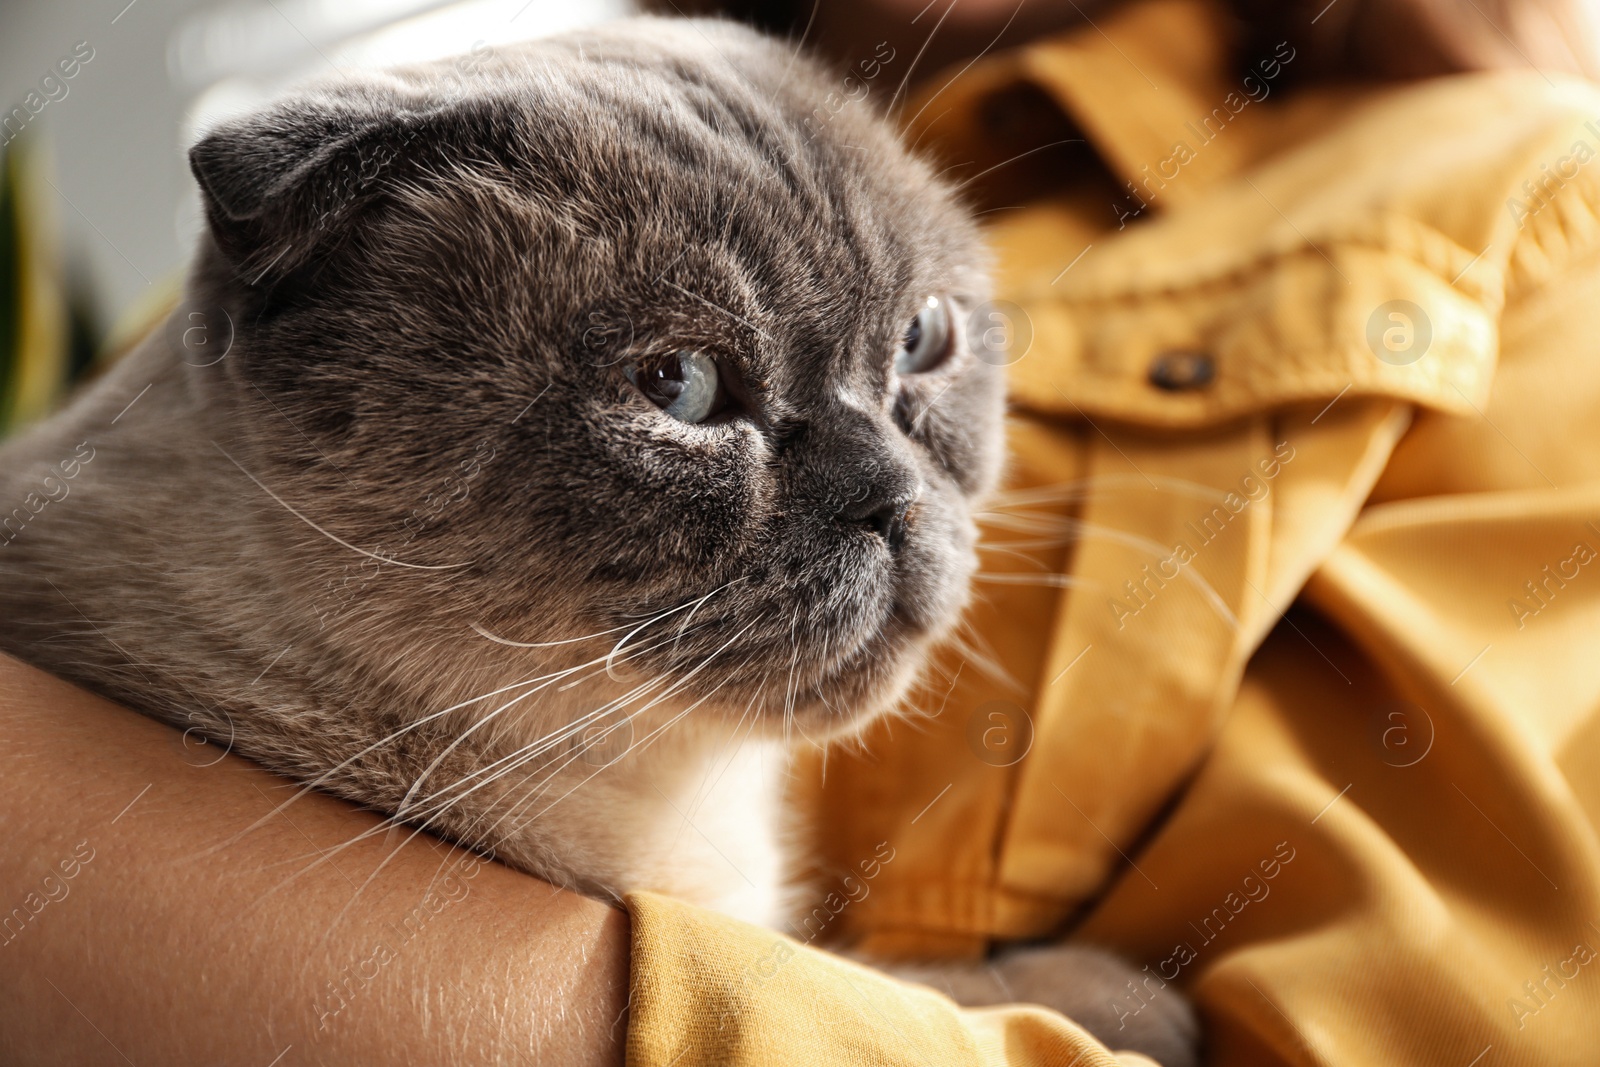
(1148, 350, 1216, 391)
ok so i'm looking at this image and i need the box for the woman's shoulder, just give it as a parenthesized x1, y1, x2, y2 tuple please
(1317, 69, 1600, 297)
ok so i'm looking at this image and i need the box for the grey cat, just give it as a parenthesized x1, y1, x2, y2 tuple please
(0, 18, 1196, 1065)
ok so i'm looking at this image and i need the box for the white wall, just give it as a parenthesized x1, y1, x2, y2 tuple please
(0, 0, 630, 327)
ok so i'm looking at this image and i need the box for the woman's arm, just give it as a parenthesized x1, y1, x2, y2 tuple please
(0, 652, 628, 1066)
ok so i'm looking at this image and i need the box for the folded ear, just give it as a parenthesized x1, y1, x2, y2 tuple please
(188, 95, 441, 285)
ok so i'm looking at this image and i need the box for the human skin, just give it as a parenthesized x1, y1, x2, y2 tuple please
(0, 652, 628, 1066)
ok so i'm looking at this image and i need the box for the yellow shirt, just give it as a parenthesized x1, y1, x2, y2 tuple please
(627, 0, 1600, 1062)
(624, 0, 1600, 1061)
(637, 1, 1600, 1062)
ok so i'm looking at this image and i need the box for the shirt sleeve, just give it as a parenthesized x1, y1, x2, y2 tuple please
(623, 891, 1125, 1067)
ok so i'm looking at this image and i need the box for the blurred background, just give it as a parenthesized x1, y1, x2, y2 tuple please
(0, 0, 630, 432)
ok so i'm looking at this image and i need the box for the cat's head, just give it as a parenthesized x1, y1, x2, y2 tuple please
(184, 18, 1004, 742)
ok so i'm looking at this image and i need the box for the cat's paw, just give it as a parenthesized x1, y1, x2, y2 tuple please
(990, 944, 1200, 1067)
(891, 944, 1201, 1067)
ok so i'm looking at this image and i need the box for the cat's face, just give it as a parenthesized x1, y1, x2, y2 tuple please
(187, 19, 1003, 738)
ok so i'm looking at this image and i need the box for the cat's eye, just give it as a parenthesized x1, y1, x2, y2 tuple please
(893, 296, 953, 376)
(626, 350, 726, 423)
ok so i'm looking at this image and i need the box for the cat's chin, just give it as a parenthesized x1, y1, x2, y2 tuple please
(772, 556, 981, 737)
(767, 623, 940, 741)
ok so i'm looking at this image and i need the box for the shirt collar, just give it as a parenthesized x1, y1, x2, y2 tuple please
(904, 0, 1500, 427)
(909, 0, 1261, 216)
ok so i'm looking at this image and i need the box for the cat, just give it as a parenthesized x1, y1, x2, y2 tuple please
(0, 18, 1196, 1065)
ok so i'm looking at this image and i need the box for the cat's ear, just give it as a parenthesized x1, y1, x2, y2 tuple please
(188, 96, 438, 285)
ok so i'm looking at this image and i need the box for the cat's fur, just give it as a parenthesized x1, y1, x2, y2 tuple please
(0, 18, 1195, 1065)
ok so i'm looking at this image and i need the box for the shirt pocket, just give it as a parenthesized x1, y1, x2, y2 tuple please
(998, 205, 1499, 431)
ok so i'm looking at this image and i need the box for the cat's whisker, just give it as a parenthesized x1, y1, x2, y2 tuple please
(978, 509, 1238, 629)
(568, 614, 726, 692)
(400, 680, 675, 860)
(672, 576, 746, 646)
(467, 621, 626, 649)
(395, 625, 718, 820)
(463, 713, 655, 849)
(979, 536, 1079, 552)
(413, 612, 768, 848)
(924, 658, 965, 719)
(511, 648, 761, 831)
(906, 107, 953, 157)
(212, 653, 647, 856)
(211, 441, 471, 571)
(607, 577, 740, 680)
(502, 614, 771, 831)
(330, 610, 723, 815)
(979, 473, 1230, 512)
(782, 607, 804, 750)
(976, 541, 1077, 570)
(952, 138, 1089, 194)
(973, 571, 1090, 589)
(480, 642, 767, 848)
(392, 683, 572, 822)
(901, 0, 1025, 133)
(412, 674, 669, 813)
(1072, 519, 1239, 627)
(469, 578, 742, 650)
(943, 619, 1022, 691)
(887, 0, 961, 118)
(977, 513, 1081, 537)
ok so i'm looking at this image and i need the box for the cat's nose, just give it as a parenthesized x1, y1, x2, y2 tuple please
(838, 490, 917, 551)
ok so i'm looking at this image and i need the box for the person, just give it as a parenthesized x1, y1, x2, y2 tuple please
(0, 659, 631, 1064)
(7, 0, 1600, 1062)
